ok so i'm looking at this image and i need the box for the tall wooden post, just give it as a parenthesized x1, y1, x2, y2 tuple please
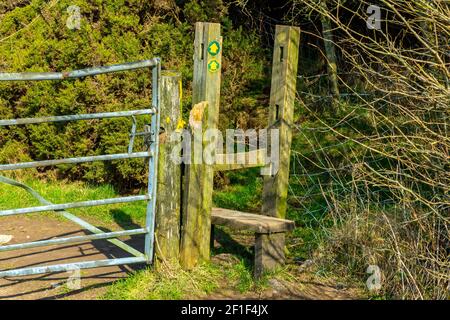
(258, 25, 299, 277)
(191, 22, 222, 129)
(180, 22, 222, 269)
(180, 102, 211, 269)
(155, 71, 183, 264)
(262, 26, 300, 220)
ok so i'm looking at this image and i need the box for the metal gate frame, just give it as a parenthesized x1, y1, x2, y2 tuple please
(0, 58, 161, 277)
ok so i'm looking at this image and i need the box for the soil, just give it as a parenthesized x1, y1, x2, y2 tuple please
(0, 215, 146, 300)
(0, 215, 363, 300)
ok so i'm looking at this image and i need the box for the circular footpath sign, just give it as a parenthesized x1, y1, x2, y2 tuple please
(207, 40, 221, 56)
(208, 59, 221, 73)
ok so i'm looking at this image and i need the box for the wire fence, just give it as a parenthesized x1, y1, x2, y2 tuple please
(287, 69, 447, 226)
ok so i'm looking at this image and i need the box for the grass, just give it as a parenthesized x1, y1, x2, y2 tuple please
(103, 258, 285, 300)
(103, 263, 221, 300)
(213, 168, 262, 213)
(0, 176, 147, 228)
(225, 259, 271, 293)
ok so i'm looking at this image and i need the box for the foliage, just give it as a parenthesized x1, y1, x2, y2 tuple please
(213, 168, 262, 212)
(284, 0, 449, 299)
(0, 0, 269, 188)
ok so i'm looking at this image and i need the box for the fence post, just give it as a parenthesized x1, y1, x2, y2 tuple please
(191, 22, 222, 129)
(180, 22, 222, 269)
(262, 25, 300, 220)
(258, 26, 299, 276)
(155, 71, 183, 265)
(180, 102, 211, 269)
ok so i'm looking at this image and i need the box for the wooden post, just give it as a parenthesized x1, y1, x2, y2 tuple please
(180, 22, 222, 269)
(191, 22, 222, 130)
(262, 25, 300, 220)
(180, 102, 213, 269)
(155, 71, 183, 264)
(254, 233, 285, 278)
(259, 25, 299, 276)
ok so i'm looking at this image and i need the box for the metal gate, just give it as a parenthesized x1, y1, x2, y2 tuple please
(0, 58, 161, 277)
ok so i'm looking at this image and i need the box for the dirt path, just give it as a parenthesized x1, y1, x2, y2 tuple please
(0, 215, 145, 300)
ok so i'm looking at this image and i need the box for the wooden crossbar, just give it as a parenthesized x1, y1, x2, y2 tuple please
(213, 149, 267, 171)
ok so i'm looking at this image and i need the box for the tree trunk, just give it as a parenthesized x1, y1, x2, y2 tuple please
(320, 0, 340, 109)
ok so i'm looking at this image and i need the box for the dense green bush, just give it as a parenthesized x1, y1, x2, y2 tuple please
(0, 0, 269, 188)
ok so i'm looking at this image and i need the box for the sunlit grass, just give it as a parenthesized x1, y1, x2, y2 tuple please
(103, 262, 221, 300)
(0, 177, 147, 228)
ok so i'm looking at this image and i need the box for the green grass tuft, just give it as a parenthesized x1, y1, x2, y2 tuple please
(103, 263, 221, 300)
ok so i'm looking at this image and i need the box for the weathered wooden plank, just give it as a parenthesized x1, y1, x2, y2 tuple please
(262, 25, 300, 219)
(180, 102, 213, 269)
(213, 148, 267, 171)
(211, 207, 295, 234)
(180, 22, 222, 270)
(192, 22, 222, 130)
(155, 71, 182, 264)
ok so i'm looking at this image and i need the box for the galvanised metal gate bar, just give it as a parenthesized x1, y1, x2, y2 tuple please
(0, 58, 161, 278)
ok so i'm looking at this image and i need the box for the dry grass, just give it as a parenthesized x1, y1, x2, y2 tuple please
(286, 0, 449, 299)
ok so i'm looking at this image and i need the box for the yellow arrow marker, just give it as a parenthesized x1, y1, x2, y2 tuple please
(207, 40, 221, 56)
(208, 59, 220, 73)
(210, 43, 219, 54)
